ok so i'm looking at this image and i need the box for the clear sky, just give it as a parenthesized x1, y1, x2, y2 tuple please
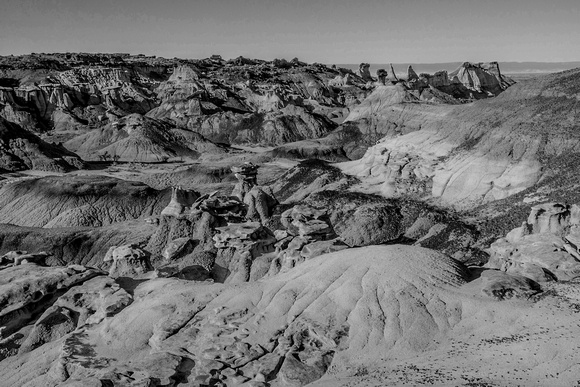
(1, 0, 579, 63)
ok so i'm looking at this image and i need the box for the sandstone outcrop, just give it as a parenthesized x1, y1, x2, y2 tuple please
(449, 62, 515, 96)
(376, 68, 388, 85)
(0, 251, 50, 267)
(487, 202, 580, 282)
(340, 68, 580, 207)
(18, 276, 132, 354)
(466, 269, 542, 301)
(265, 205, 347, 276)
(213, 222, 277, 283)
(0, 263, 103, 348)
(104, 244, 154, 278)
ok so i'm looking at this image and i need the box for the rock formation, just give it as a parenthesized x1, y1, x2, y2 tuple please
(231, 162, 259, 200)
(0, 251, 50, 267)
(407, 65, 419, 81)
(0, 116, 82, 172)
(376, 68, 388, 85)
(358, 62, 372, 81)
(64, 113, 225, 162)
(0, 263, 103, 346)
(213, 222, 277, 282)
(160, 186, 199, 217)
(5, 52, 580, 387)
(340, 68, 580, 207)
(487, 203, 580, 282)
(104, 244, 154, 278)
(265, 205, 347, 276)
(449, 62, 515, 96)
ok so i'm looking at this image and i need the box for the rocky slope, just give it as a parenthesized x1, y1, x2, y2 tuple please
(2, 244, 580, 387)
(0, 116, 82, 172)
(1, 54, 515, 163)
(0, 175, 169, 227)
(339, 68, 580, 208)
(1, 156, 580, 386)
(5, 54, 580, 387)
(64, 113, 226, 162)
(0, 53, 372, 152)
(272, 62, 516, 162)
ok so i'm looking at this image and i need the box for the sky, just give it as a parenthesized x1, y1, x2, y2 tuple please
(1, 0, 579, 64)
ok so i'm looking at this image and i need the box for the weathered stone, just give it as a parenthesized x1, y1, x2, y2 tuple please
(300, 239, 349, 260)
(0, 250, 50, 266)
(162, 237, 197, 260)
(160, 187, 199, 217)
(359, 63, 372, 81)
(104, 244, 153, 278)
(0, 264, 103, 341)
(487, 203, 580, 282)
(407, 65, 419, 81)
(474, 270, 541, 300)
(244, 186, 278, 224)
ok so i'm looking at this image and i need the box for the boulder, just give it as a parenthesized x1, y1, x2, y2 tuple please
(104, 244, 153, 278)
(488, 233, 580, 282)
(280, 205, 334, 239)
(470, 269, 541, 301)
(162, 237, 198, 260)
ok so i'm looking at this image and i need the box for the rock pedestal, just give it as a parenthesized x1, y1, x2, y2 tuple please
(160, 187, 199, 217)
(231, 162, 259, 201)
(376, 69, 388, 85)
(359, 63, 372, 81)
(407, 65, 419, 81)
